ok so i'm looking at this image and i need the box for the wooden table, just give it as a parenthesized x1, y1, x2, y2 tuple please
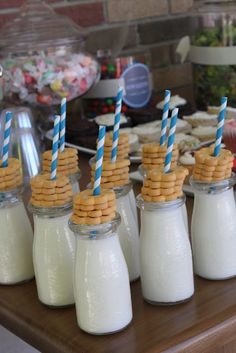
(1, 154, 236, 353)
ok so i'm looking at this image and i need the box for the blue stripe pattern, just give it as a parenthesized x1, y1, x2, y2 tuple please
(160, 90, 171, 146)
(164, 108, 178, 173)
(2, 111, 13, 168)
(213, 96, 227, 157)
(94, 125, 106, 196)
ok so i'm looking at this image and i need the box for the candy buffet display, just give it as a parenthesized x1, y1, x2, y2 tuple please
(82, 51, 152, 118)
(0, 0, 99, 107)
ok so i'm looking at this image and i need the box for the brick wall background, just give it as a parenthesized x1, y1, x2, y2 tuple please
(0, 0, 199, 103)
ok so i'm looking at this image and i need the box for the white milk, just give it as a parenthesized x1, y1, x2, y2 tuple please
(191, 186, 236, 279)
(116, 188, 140, 282)
(0, 200, 34, 284)
(33, 210, 75, 307)
(182, 203, 188, 232)
(138, 196, 194, 304)
(128, 188, 138, 225)
(72, 221, 133, 334)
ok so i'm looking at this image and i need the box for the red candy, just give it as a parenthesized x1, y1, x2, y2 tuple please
(36, 94, 52, 105)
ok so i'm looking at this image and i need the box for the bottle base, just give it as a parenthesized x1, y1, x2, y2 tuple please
(39, 299, 75, 309)
(79, 318, 132, 335)
(0, 275, 34, 286)
(196, 272, 236, 281)
(144, 294, 194, 306)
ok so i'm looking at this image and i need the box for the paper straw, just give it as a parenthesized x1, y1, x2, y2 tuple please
(160, 90, 171, 146)
(1, 111, 13, 168)
(51, 115, 60, 180)
(60, 98, 66, 153)
(111, 87, 123, 163)
(93, 125, 106, 196)
(164, 108, 179, 174)
(214, 96, 227, 157)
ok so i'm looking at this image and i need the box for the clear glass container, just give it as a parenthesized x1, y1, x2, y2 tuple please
(68, 171, 81, 194)
(0, 0, 100, 107)
(190, 175, 236, 279)
(82, 50, 152, 118)
(192, 0, 236, 109)
(0, 187, 34, 285)
(69, 213, 132, 335)
(137, 194, 194, 305)
(114, 182, 140, 282)
(29, 202, 75, 307)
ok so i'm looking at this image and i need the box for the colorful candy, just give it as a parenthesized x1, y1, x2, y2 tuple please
(2, 53, 99, 106)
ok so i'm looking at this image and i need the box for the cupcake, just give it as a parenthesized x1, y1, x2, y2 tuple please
(208, 106, 236, 120)
(175, 133, 200, 153)
(179, 152, 195, 185)
(183, 111, 218, 127)
(191, 126, 216, 142)
(156, 95, 193, 117)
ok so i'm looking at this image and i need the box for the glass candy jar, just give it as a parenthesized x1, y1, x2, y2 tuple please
(69, 213, 132, 335)
(191, 176, 236, 280)
(29, 202, 75, 307)
(191, 0, 236, 109)
(0, 187, 34, 285)
(137, 194, 194, 305)
(0, 0, 100, 107)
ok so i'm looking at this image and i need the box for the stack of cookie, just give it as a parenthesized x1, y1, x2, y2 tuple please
(141, 166, 188, 202)
(91, 159, 130, 189)
(103, 133, 130, 161)
(71, 189, 116, 225)
(142, 143, 179, 171)
(42, 148, 79, 176)
(0, 158, 22, 191)
(193, 147, 233, 182)
(30, 174, 73, 207)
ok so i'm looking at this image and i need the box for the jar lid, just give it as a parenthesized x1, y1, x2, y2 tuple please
(0, 0, 86, 55)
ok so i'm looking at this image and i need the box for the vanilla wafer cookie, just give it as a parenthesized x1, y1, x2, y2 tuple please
(71, 189, 116, 225)
(0, 158, 23, 191)
(30, 173, 72, 207)
(193, 146, 233, 182)
(141, 166, 188, 202)
(42, 148, 79, 177)
(91, 159, 130, 189)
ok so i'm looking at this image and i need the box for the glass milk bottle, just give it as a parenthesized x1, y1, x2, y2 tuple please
(0, 187, 34, 285)
(69, 213, 133, 335)
(115, 182, 140, 282)
(137, 194, 194, 304)
(68, 171, 81, 194)
(29, 202, 75, 307)
(191, 176, 236, 280)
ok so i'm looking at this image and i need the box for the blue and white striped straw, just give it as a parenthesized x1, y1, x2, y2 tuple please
(164, 108, 179, 174)
(214, 96, 227, 157)
(160, 90, 171, 146)
(60, 98, 66, 153)
(111, 87, 123, 163)
(94, 125, 106, 196)
(1, 111, 13, 168)
(51, 115, 60, 180)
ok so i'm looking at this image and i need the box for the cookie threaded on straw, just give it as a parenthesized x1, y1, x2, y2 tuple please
(111, 86, 123, 163)
(1, 111, 13, 168)
(214, 96, 227, 157)
(164, 108, 179, 173)
(94, 125, 106, 196)
(159, 89, 171, 147)
(60, 97, 66, 152)
(51, 115, 60, 180)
